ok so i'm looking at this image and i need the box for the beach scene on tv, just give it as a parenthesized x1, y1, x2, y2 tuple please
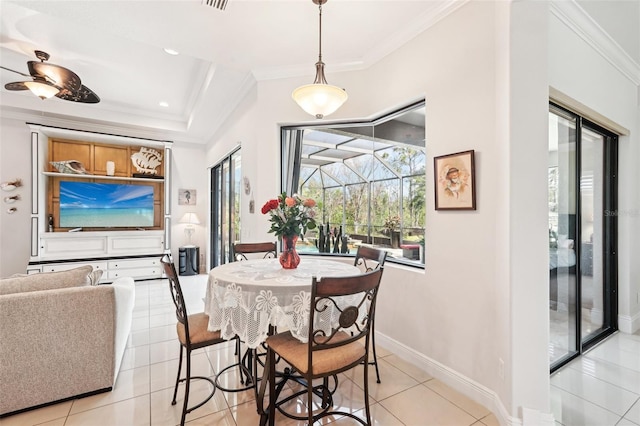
(60, 181, 154, 228)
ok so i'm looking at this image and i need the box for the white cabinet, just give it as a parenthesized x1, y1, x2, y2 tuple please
(109, 234, 165, 255)
(40, 261, 109, 283)
(27, 125, 173, 281)
(31, 256, 163, 283)
(41, 261, 108, 273)
(30, 231, 166, 282)
(40, 235, 108, 259)
(107, 257, 162, 280)
(38, 231, 164, 260)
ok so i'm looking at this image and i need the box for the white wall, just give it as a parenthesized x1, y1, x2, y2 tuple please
(169, 143, 209, 267)
(549, 3, 640, 332)
(205, 2, 552, 422)
(0, 117, 33, 277)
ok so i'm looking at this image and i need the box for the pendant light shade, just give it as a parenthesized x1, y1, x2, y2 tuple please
(292, 0, 347, 119)
(292, 80, 348, 119)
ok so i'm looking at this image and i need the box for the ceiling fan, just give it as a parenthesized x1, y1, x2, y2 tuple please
(0, 50, 100, 103)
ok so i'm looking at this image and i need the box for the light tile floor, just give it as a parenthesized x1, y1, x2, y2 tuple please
(551, 330, 640, 426)
(6, 274, 639, 426)
(0, 274, 498, 426)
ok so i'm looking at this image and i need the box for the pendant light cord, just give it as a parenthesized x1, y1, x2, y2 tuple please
(318, 2, 323, 64)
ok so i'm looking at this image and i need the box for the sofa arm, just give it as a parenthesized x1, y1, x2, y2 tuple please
(110, 276, 135, 381)
(0, 285, 121, 415)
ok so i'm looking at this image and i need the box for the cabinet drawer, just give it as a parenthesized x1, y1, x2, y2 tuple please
(108, 267, 161, 280)
(42, 261, 108, 273)
(108, 257, 160, 270)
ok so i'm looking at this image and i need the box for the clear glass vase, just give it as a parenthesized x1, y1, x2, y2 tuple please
(279, 234, 300, 269)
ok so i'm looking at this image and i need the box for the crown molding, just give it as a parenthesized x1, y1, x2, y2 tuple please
(199, 71, 257, 142)
(0, 105, 206, 145)
(360, 0, 470, 68)
(550, 0, 640, 85)
(252, 0, 469, 82)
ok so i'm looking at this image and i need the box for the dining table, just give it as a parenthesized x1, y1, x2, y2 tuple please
(204, 257, 362, 349)
(205, 257, 364, 421)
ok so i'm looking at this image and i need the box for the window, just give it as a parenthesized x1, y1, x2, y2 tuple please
(281, 101, 426, 267)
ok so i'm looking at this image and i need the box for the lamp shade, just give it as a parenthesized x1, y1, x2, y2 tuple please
(179, 212, 200, 225)
(24, 81, 59, 100)
(292, 83, 348, 119)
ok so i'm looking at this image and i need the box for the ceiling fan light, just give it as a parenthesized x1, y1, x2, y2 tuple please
(292, 83, 348, 119)
(24, 81, 59, 99)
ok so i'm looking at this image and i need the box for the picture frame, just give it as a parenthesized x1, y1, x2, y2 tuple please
(178, 188, 196, 205)
(434, 150, 476, 210)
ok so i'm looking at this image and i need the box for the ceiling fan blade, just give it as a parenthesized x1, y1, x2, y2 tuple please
(4, 81, 29, 91)
(56, 84, 100, 104)
(0, 65, 32, 78)
(29, 61, 82, 93)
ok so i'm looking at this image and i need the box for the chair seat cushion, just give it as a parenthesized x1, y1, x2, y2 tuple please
(176, 312, 223, 346)
(266, 331, 366, 376)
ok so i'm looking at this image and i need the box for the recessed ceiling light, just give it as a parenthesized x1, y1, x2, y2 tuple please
(163, 48, 179, 56)
(159, 101, 169, 107)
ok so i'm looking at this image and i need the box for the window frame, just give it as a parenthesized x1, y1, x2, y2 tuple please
(281, 100, 426, 269)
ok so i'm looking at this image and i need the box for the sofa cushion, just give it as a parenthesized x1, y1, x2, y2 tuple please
(0, 265, 93, 295)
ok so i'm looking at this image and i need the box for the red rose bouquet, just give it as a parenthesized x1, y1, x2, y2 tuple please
(261, 192, 317, 237)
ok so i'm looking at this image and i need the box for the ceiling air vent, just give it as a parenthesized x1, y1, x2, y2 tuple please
(202, 0, 229, 11)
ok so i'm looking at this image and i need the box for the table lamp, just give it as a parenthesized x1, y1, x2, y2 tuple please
(179, 212, 200, 245)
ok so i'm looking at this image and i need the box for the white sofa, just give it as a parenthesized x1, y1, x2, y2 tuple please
(0, 265, 135, 416)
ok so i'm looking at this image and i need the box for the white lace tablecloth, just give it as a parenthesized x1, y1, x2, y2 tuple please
(205, 258, 361, 348)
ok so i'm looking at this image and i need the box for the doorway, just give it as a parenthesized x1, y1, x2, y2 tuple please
(548, 103, 618, 372)
(209, 148, 241, 268)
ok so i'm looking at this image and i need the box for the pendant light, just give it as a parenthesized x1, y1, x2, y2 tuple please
(292, 0, 347, 119)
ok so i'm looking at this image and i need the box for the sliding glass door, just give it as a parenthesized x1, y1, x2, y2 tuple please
(210, 149, 241, 267)
(548, 103, 618, 372)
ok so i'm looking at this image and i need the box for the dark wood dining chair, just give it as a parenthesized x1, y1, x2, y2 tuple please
(263, 268, 384, 426)
(353, 245, 387, 383)
(160, 255, 245, 426)
(231, 241, 278, 390)
(232, 242, 277, 261)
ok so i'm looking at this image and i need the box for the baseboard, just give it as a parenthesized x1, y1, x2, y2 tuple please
(375, 332, 555, 426)
(618, 311, 640, 334)
(0, 387, 112, 418)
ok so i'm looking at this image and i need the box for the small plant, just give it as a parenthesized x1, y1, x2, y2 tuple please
(383, 215, 401, 233)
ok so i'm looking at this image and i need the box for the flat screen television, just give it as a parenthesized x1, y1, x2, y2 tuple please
(59, 181, 154, 228)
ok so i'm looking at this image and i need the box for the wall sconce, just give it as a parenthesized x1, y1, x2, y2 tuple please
(179, 212, 201, 245)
